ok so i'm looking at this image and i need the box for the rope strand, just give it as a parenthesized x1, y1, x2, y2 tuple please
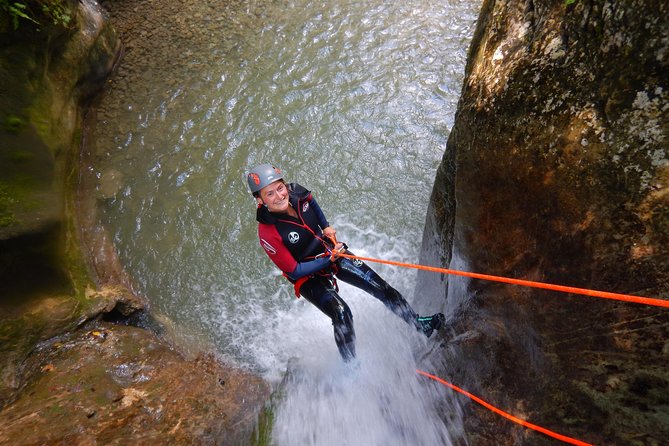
(336, 253, 669, 309)
(416, 370, 593, 446)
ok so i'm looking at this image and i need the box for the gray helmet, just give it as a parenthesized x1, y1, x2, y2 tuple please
(247, 163, 284, 194)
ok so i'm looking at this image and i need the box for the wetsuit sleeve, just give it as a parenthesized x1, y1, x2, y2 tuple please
(289, 256, 331, 280)
(258, 223, 330, 280)
(308, 195, 329, 229)
(258, 223, 297, 272)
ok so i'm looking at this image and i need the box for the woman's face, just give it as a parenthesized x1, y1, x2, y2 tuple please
(258, 181, 290, 213)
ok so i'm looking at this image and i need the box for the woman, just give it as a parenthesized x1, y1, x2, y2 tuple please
(247, 163, 444, 361)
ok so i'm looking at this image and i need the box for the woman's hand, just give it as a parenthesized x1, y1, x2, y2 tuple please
(323, 226, 337, 243)
(330, 242, 345, 261)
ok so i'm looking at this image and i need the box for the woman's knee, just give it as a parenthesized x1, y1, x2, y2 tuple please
(327, 296, 355, 357)
(324, 295, 352, 322)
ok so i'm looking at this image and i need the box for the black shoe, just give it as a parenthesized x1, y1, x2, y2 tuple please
(416, 313, 445, 338)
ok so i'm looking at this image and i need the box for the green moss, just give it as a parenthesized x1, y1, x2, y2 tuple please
(27, 96, 57, 152)
(63, 185, 92, 299)
(0, 184, 17, 227)
(44, 403, 65, 416)
(0, 211, 14, 227)
(0, 318, 38, 348)
(0, 0, 122, 413)
(250, 367, 292, 446)
(0, 176, 45, 227)
(251, 403, 275, 446)
(3, 114, 26, 134)
(10, 150, 34, 163)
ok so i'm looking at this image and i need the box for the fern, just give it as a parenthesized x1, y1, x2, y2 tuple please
(1, 0, 72, 30)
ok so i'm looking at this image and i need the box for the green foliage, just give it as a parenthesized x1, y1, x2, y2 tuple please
(40, 0, 70, 27)
(0, 0, 38, 29)
(565, 0, 577, 5)
(0, 0, 72, 30)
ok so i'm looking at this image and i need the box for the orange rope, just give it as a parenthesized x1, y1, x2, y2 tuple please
(337, 253, 669, 309)
(416, 370, 593, 446)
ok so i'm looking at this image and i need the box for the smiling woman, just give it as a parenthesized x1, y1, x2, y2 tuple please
(258, 182, 292, 214)
(248, 164, 293, 214)
(247, 162, 446, 362)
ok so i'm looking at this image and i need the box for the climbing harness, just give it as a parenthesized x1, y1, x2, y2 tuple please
(416, 370, 592, 445)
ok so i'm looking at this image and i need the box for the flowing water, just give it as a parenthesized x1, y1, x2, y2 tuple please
(90, 0, 479, 443)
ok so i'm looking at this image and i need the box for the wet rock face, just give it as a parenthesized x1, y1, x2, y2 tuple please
(0, 323, 270, 444)
(422, 0, 668, 444)
(0, 0, 122, 407)
(0, 0, 124, 407)
(0, 282, 145, 407)
(0, 0, 120, 244)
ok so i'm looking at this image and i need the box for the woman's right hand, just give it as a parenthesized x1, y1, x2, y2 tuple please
(329, 242, 345, 261)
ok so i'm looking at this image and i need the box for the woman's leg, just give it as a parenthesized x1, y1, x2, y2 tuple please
(334, 254, 419, 326)
(334, 252, 445, 337)
(299, 276, 356, 361)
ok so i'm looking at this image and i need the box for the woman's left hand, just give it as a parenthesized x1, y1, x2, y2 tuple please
(323, 226, 337, 243)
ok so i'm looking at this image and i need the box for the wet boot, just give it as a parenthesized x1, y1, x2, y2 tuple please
(336, 336, 356, 362)
(415, 313, 445, 338)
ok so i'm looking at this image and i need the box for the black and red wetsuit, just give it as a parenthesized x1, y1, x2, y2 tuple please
(256, 183, 420, 361)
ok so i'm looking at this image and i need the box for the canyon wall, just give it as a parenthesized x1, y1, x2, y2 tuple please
(421, 1, 668, 444)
